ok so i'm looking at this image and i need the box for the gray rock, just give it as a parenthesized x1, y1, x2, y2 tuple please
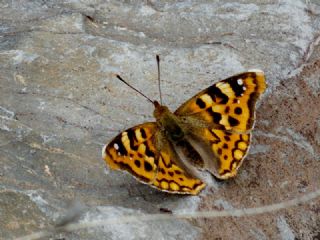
(1, 1, 320, 239)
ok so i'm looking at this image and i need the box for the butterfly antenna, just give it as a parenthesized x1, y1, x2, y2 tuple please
(116, 75, 154, 104)
(156, 55, 163, 105)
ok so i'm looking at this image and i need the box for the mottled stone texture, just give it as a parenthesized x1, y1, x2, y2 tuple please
(0, 1, 319, 240)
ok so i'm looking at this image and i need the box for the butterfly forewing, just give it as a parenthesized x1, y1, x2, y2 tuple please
(103, 122, 158, 183)
(175, 71, 266, 132)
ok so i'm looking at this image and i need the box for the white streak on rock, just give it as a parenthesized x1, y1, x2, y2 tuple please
(7, 50, 39, 65)
(0, 106, 15, 118)
(139, 5, 156, 16)
(277, 216, 295, 240)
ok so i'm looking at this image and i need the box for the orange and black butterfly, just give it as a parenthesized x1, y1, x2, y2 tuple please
(102, 56, 266, 195)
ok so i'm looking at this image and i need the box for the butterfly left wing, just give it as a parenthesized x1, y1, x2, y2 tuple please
(102, 123, 205, 194)
(175, 70, 266, 179)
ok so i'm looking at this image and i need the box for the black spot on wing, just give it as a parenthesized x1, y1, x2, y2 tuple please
(207, 85, 229, 104)
(140, 128, 147, 139)
(196, 98, 206, 109)
(145, 142, 155, 158)
(217, 148, 222, 155)
(207, 108, 222, 124)
(134, 159, 141, 168)
(144, 161, 153, 172)
(127, 129, 137, 141)
(234, 107, 242, 115)
(145, 142, 158, 165)
(127, 129, 138, 150)
(227, 80, 244, 97)
(228, 116, 240, 127)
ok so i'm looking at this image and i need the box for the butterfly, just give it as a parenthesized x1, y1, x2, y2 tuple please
(102, 56, 266, 195)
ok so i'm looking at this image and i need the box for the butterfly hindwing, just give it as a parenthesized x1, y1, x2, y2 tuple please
(211, 130, 250, 178)
(103, 123, 205, 194)
(153, 139, 205, 195)
(175, 70, 266, 132)
(192, 128, 251, 179)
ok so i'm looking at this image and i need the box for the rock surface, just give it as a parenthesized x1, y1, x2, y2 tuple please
(0, 1, 319, 239)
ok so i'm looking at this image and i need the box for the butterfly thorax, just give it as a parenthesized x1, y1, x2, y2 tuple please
(153, 101, 184, 142)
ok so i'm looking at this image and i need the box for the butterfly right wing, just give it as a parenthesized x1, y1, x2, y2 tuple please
(102, 122, 205, 195)
(174, 70, 266, 179)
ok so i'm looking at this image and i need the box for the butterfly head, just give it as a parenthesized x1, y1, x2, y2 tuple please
(153, 100, 170, 121)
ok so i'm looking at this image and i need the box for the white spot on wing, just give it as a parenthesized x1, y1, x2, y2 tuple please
(237, 79, 243, 85)
(243, 86, 247, 90)
(114, 143, 119, 150)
